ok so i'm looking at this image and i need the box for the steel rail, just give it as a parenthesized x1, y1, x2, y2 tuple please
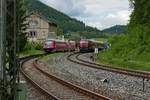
(67, 53, 150, 79)
(34, 59, 111, 100)
(20, 55, 60, 100)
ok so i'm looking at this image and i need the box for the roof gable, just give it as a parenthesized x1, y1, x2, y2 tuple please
(28, 11, 57, 27)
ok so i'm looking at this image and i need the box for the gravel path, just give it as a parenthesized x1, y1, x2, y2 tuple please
(39, 53, 150, 100)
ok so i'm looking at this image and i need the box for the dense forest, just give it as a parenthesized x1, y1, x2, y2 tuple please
(99, 0, 150, 71)
(127, 0, 150, 61)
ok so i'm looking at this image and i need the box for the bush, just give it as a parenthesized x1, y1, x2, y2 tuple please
(23, 41, 43, 51)
(34, 42, 43, 50)
(23, 42, 34, 51)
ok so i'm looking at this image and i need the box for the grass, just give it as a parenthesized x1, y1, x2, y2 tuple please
(40, 52, 63, 61)
(95, 34, 150, 72)
(18, 49, 43, 57)
(95, 38, 108, 42)
(96, 52, 150, 72)
(18, 42, 44, 57)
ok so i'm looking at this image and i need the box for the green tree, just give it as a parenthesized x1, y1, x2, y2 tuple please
(128, 0, 150, 52)
(16, 0, 27, 52)
(100, 0, 150, 62)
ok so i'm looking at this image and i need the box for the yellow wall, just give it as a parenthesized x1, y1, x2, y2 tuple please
(26, 13, 50, 41)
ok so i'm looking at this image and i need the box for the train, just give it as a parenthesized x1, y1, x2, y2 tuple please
(79, 39, 104, 52)
(43, 39, 106, 53)
(43, 39, 76, 52)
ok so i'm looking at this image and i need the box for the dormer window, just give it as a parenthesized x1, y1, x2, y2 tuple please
(29, 20, 38, 28)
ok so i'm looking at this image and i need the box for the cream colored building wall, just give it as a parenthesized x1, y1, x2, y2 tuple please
(26, 13, 50, 41)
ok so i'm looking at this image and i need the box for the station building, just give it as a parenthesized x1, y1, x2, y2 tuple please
(26, 11, 57, 42)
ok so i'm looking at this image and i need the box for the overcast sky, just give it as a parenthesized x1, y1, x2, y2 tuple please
(39, 0, 132, 30)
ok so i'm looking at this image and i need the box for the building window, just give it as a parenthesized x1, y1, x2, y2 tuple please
(29, 20, 38, 28)
(28, 31, 37, 38)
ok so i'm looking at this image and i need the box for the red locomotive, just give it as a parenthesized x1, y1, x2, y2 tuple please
(43, 39, 76, 52)
(79, 39, 104, 52)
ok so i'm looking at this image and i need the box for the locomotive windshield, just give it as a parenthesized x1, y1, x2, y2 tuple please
(45, 40, 53, 46)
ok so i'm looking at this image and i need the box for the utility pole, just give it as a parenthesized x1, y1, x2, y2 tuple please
(0, 0, 7, 99)
(0, 0, 5, 80)
(0, 0, 17, 100)
(6, 0, 17, 99)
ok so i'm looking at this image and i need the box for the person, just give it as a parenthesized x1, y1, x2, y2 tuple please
(104, 42, 110, 50)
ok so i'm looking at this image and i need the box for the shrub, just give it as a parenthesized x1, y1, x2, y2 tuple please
(23, 41, 43, 51)
(23, 42, 34, 51)
(34, 42, 43, 50)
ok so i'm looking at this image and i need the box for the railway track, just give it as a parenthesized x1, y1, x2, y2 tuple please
(34, 59, 111, 100)
(20, 54, 59, 100)
(20, 54, 111, 100)
(67, 53, 150, 79)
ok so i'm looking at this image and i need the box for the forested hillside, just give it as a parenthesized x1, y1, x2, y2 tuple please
(24, 0, 101, 35)
(118, 0, 150, 61)
(98, 0, 150, 71)
(102, 25, 127, 34)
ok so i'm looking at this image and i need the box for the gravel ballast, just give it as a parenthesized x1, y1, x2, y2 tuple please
(39, 53, 150, 100)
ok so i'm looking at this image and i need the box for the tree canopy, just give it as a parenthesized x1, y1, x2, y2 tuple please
(100, 0, 150, 62)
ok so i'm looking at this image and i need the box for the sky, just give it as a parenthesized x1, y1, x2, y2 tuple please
(39, 0, 132, 30)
